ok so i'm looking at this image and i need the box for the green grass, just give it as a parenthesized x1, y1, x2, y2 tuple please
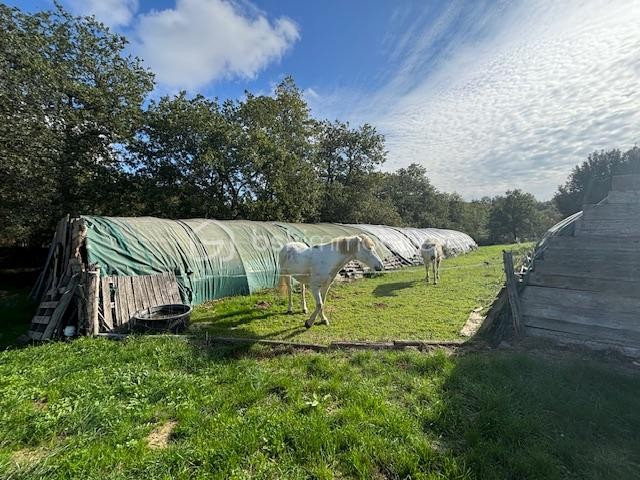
(3, 242, 637, 478)
(0, 338, 638, 479)
(190, 244, 532, 344)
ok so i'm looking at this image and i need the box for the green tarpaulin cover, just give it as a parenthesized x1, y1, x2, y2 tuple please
(82, 216, 476, 305)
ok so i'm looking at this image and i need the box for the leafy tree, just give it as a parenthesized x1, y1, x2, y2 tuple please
(488, 190, 543, 243)
(553, 147, 640, 216)
(381, 164, 445, 227)
(462, 197, 492, 245)
(314, 120, 390, 223)
(0, 3, 153, 243)
(238, 77, 320, 222)
(133, 93, 249, 219)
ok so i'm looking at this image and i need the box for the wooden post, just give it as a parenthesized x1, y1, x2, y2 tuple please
(503, 251, 524, 336)
(86, 267, 101, 336)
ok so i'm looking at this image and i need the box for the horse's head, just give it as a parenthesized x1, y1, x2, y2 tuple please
(352, 234, 384, 272)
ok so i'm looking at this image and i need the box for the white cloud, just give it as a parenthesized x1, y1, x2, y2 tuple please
(132, 0, 299, 90)
(65, 0, 138, 27)
(318, 0, 640, 200)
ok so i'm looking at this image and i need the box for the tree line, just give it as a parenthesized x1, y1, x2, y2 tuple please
(3, 4, 633, 248)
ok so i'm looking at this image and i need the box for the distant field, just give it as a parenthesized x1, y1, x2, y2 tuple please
(190, 244, 532, 344)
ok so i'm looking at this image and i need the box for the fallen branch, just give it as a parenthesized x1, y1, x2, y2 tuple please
(95, 332, 469, 351)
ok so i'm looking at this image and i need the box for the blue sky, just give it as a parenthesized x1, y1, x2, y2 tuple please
(10, 0, 640, 199)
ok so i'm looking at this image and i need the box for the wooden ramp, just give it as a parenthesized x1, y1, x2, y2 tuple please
(522, 174, 640, 356)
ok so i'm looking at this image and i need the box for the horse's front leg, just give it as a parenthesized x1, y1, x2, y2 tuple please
(425, 261, 430, 283)
(320, 283, 331, 325)
(433, 261, 438, 285)
(301, 283, 308, 314)
(305, 285, 323, 329)
(286, 276, 294, 313)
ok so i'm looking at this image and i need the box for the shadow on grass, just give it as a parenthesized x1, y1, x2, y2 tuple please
(372, 280, 417, 297)
(429, 349, 640, 480)
(188, 339, 640, 479)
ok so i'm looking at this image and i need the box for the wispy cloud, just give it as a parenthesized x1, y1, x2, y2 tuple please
(131, 0, 299, 90)
(316, 0, 640, 199)
(65, 0, 138, 27)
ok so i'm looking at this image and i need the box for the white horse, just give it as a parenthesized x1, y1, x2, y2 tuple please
(420, 239, 444, 285)
(278, 235, 385, 328)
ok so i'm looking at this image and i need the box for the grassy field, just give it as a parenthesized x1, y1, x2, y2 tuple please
(2, 243, 638, 478)
(0, 338, 639, 479)
(190, 244, 531, 344)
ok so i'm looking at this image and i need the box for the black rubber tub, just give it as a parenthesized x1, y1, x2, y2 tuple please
(132, 304, 192, 333)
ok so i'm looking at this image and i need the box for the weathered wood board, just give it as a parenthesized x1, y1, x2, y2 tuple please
(520, 174, 640, 356)
(527, 272, 640, 298)
(99, 272, 182, 332)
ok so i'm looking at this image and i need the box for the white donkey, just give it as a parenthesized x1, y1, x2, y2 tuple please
(278, 235, 384, 328)
(420, 239, 445, 285)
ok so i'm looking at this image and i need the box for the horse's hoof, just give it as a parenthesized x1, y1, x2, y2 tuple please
(287, 310, 294, 315)
(304, 322, 313, 329)
(303, 308, 308, 314)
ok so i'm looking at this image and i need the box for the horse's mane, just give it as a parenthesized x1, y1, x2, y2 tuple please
(336, 235, 374, 254)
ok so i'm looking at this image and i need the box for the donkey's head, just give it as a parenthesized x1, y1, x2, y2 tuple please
(340, 234, 384, 271)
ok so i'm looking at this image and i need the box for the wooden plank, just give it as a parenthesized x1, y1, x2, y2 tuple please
(142, 275, 160, 307)
(534, 260, 640, 283)
(115, 276, 130, 327)
(39, 301, 59, 309)
(527, 272, 640, 298)
(166, 273, 181, 303)
(577, 220, 640, 236)
(101, 277, 114, 331)
(522, 285, 640, 316)
(138, 275, 153, 308)
(86, 268, 100, 336)
(161, 273, 175, 304)
(547, 235, 640, 251)
(129, 276, 145, 314)
(58, 215, 71, 285)
(122, 276, 134, 324)
(582, 203, 640, 221)
(40, 276, 78, 340)
(152, 273, 170, 305)
(135, 276, 151, 310)
(503, 251, 523, 336)
(526, 325, 640, 357)
(393, 339, 466, 347)
(123, 277, 137, 326)
(543, 247, 640, 263)
(606, 190, 640, 204)
(330, 341, 394, 350)
(32, 316, 51, 324)
(611, 174, 640, 192)
(522, 300, 640, 333)
(524, 316, 640, 345)
(145, 274, 161, 306)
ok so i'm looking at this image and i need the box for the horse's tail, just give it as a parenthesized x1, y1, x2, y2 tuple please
(277, 274, 289, 296)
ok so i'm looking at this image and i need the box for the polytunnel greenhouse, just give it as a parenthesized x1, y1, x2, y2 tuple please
(29, 215, 477, 339)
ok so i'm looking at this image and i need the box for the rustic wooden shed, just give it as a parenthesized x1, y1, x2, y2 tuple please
(520, 174, 640, 356)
